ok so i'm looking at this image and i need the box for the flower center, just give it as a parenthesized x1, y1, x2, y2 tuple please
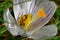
(18, 14, 32, 30)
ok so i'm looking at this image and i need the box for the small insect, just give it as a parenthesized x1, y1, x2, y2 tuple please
(18, 14, 32, 30)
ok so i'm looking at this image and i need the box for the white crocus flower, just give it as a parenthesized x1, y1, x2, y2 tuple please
(3, 0, 57, 40)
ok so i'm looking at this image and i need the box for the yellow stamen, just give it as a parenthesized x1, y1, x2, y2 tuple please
(18, 14, 32, 30)
(24, 14, 32, 30)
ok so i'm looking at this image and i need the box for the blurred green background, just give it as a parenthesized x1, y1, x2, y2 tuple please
(0, 0, 60, 40)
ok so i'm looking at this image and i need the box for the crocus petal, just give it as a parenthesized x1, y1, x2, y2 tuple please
(13, 0, 29, 21)
(13, 0, 23, 21)
(28, 1, 57, 31)
(27, 1, 32, 12)
(29, 0, 49, 13)
(3, 8, 16, 28)
(3, 8, 24, 36)
(29, 25, 57, 40)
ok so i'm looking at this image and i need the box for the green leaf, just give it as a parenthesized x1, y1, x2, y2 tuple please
(56, 8, 60, 17)
(48, 36, 60, 40)
(0, 27, 7, 36)
(0, 1, 13, 13)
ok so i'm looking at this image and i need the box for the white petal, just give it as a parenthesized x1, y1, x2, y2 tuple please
(13, 0, 29, 21)
(13, 0, 22, 21)
(21, 2, 28, 14)
(29, 25, 57, 40)
(3, 8, 24, 36)
(3, 8, 18, 36)
(29, 0, 49, 13)
(28, 1, 57, 31)
(3, 8, 16, 27)
(27, 1, 32, 12)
